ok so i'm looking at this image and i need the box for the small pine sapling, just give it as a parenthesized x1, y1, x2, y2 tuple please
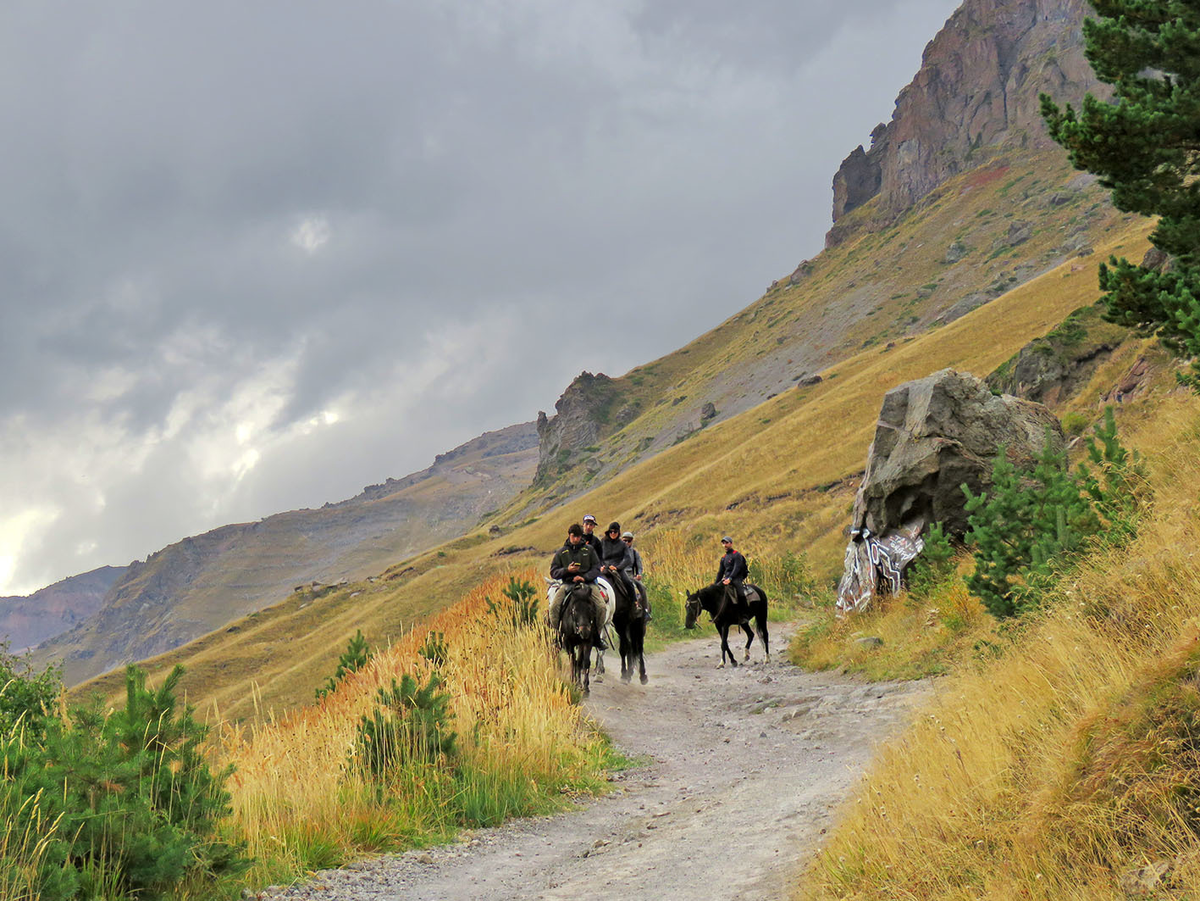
(316, 629, 373, 700)
(356, 673, 457, 777)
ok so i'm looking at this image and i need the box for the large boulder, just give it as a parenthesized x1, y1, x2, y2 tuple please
(837, 369, 1063, 613)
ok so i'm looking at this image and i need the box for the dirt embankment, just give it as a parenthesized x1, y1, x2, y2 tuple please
(258, 625, 928, 901)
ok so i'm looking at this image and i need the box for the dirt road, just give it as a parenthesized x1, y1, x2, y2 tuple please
(259, 625, 927, 900)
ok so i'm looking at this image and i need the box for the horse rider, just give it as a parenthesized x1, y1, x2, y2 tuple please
(549, 523, 607, 646)
(599, 521, 645, 615)
(580, 514, 603, 552)
(621, 530, 652, 621)
(714, 535, 749, 615)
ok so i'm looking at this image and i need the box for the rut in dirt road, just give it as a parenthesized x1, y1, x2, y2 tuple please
(257, 625, 928, 901)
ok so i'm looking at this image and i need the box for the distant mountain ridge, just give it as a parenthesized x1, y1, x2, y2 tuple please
(0, 565, 126, 653)
(35, 422, 538, 684)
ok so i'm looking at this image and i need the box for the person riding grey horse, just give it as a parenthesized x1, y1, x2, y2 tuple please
(549, 523, 607, 646)
(714, 535, 749, 616)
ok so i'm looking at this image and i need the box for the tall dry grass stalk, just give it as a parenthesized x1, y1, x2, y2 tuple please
(220, 567, 607, 888)
(0, 789, 62, 901)
(798, 395, 1200, 899)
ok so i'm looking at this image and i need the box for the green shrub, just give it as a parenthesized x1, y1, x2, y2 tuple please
(906, 523, 956, 602)
(0, 643, 61, 742)
(1, 665, 244, 901)
(356, 673, 457, 777)
(486, 577, 540, 629)
(418, 631, 449, 669)
(963, 409, 1143, 618)
(316, 629, 373, 700)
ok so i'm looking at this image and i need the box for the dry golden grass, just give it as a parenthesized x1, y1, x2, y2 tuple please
(791, 569, 996, 681)
(218, 567, 609, 889)
(797, 393, 1200, 900)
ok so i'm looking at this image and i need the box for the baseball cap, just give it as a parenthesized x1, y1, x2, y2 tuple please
(621, 531, 634, 539)
(721, 536, 733, 543)
(583, 514, 596, 523)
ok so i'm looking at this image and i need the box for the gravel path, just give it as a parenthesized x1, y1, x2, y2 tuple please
(256, 624, 928, 900)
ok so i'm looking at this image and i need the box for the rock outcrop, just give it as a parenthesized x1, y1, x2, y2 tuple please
(535, 372, 619, 484)
(827, 0, 1100, 246)
(837, 369, 1063, 612)
(986, 304, 1124, 407)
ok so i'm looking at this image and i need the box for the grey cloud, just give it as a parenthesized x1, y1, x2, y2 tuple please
(0, 0, 961, 593)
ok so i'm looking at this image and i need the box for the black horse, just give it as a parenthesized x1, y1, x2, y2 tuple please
(684, 583, 770, 668)
(609, 572, 647, 685)
(558, 583, 596, 695)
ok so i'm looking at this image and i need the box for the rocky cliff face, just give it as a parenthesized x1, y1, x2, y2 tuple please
(535, 372, 622, 484)
(828, 0, 1099, 244)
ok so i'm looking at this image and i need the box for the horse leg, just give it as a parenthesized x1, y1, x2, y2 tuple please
(618, 623, 633, 683)
(758, 613, 771, 662)
(594, 644, 605, 681)
(741, 622, 755, 661)
(637, 621, 648, 685)
(581, 642, 591, 696)
(718, 624, 737, 668)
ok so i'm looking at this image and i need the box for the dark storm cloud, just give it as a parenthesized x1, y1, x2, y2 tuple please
(0, 0, 960, 593)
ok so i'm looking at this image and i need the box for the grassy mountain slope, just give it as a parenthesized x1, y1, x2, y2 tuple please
(518, 151, 1132, 511)
(73, 187, 1155, 719)
(41, 421, 537, 685)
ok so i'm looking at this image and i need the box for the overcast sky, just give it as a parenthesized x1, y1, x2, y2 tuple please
(0, 0, 960, 596)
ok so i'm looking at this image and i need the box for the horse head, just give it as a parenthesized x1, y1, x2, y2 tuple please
(684, 590, 702, 629)
(561, 584, 595, 642)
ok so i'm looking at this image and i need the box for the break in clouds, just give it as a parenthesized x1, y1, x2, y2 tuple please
(0, 0, 959, 595)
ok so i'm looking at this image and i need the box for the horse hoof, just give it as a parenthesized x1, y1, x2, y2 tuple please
(640, 674, 648, 685)
(716, 662, 725, 669)
(621, 674, 631, 684)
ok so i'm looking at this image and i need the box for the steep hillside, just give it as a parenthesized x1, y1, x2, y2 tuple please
(0, 565, 126, 652)
(68, 0, 1158, 721)
(520, 0, 1111, 513)
(72, 217, 1157, 721)
(39, 422, 537, 684)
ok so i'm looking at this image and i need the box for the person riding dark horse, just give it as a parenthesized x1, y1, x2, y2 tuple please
(714, 535, 750, 619)
(621, 530, 652, 621)
(599, 521, 645, 617)
(685, 581, 770, 668)
(549, 523, 607, 648)
(557, 580, 597, 694)
(580, 514, 603, 553)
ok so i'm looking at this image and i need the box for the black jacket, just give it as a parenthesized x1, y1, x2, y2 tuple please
(714, 549, 748, 584)
(599, 535, 633, 571)
(550, 543, 601, 583)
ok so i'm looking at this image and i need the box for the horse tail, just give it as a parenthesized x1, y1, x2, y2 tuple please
(747, 583, 770, 658)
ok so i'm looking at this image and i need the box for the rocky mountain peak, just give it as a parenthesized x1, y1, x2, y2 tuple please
(828, 0, 1099, 245)
(535, 372, 620, 484)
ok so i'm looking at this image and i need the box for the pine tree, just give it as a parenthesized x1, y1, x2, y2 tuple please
(964, 432, 1098, 618)
(1041, 2, 1200, 384)
(316, 629, 372, 700)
